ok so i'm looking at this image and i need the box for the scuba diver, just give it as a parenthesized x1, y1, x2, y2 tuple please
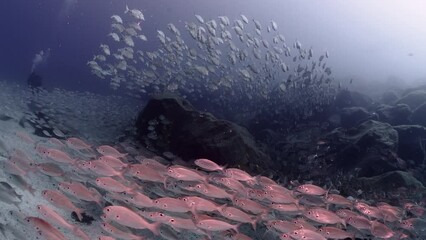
(27, 71, 43, 94)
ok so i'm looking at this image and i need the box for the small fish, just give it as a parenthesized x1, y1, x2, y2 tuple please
(166, 166, 207, 182)
(101, 222, 144, 240)
(103, 205, 160, 234)
(25, 216, 66, 240)
(125, 5, 145, 20)
(304, 207, 345, 226)
(295, 184, 327, 196)
(370, 220, 394, 239)
(317, 226, 354, 240)
(196, 219, 240, 232)
(111, 15, 123, 24)
(152, 197, 190, 213)
(65, 137, 92, 150)
(97, 145, 127, 158)
(58, 181, 103, 206)
(218, 205, 257, 229)
(290, 229, 326, 240)
(37, 146, 76, 164)
(194, 158, 225, 172)
(95, 177, 136, 193)
(195, 14, 204, 24)
(41, 189, 84, 221)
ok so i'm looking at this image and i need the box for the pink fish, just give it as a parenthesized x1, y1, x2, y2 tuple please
(25, 216, 67, 240)
(194, 183, 232, 200)
(36, 162, 65, 177)
(232, 196, 268, 214)
(270, 203, 303, 215)
(152, 197, 190, 213)
(37, 146, 76, 164)
(97, 145, 127, 158)
(196, 219, 240, 232)
(58, 181, 103, 206)
(41, 189, 84, 221)
(36, 204, 90, 240)
(325, 194, 353, 207)
(290, 229, 326, 240)
(371, 220, 394, 239)
(317, 226, 354, 240)
(295, 184, 327, 196)
(194, 158, 225, 172)
(48, 137, 66, 147)
(98, 155, 128, 169)
(181, 196, 218, 213)
(15, 131, 35, 144)
(354, 202, 383, 220)
(65, 137, 92, 150)
(303, 207, 345, 226)
(103, 206, 160, 235)
(101, 222, 144, 240)
(126, 164, 166, 183)
(224, 168, 256, 182)
(346, 215, 371, 230)
(88, 160, 127, 178)
(265, 220, 298, 233)
(119, 192, 153, 208)
(95, 177, 137, 193)
(218, 205, 257, 229)
(166, 166, 208, 183)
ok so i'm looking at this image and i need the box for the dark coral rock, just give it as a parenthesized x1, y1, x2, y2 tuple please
(376, 104, 411, 126)
(358, 171, 424, 192)
(395, 90, 426, 110)
(394, 125, 426, 166)
(135, 94, 274, 175)
(340, 107, 371, 128)
(411, 102, 426, 127)
(325, 120, 400, 177)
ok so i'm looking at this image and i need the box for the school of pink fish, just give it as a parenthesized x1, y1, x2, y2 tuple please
(2, 133, 426, 240)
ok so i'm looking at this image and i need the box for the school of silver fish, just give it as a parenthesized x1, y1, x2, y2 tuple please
(89, 6, 337, 121)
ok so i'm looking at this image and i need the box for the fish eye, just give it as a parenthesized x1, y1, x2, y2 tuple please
(106, 208, 110, 212)
(170, 219, 175, 223)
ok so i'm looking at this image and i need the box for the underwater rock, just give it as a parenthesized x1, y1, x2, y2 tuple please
(358, 171, 424, 192)
(340, 107, 371, 128)
(394, 125, 426, 166)
(380, 91, 399, 105)
(136, 94, 274, 174)
(334, 90, 373, 109)
(326, 120, 400, 177)
(395, 90, 426, 110)
(411, 102, 426, 127)
(376, 104, 412, 126)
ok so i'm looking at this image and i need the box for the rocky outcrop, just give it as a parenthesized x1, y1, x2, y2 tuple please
(135, 94, 274, 175)
(334, 90, 374, 109)
(326, 120, 401, 177)
(340, 107, 372, 128)
(394, 125, 426, 166)
(395, 90, 426, 110)
(412, 103, 426, 127)
(358, 171, 424, 192)
(376, 104, 411, 126)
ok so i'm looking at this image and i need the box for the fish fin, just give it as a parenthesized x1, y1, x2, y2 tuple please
(150, 222, 161, 235)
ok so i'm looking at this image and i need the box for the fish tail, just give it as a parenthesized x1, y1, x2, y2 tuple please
(250, 218, 257, 230)
(149, 222, 161, 235)
(75, 209, 84, 221)
(125, 5, 129, 14)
